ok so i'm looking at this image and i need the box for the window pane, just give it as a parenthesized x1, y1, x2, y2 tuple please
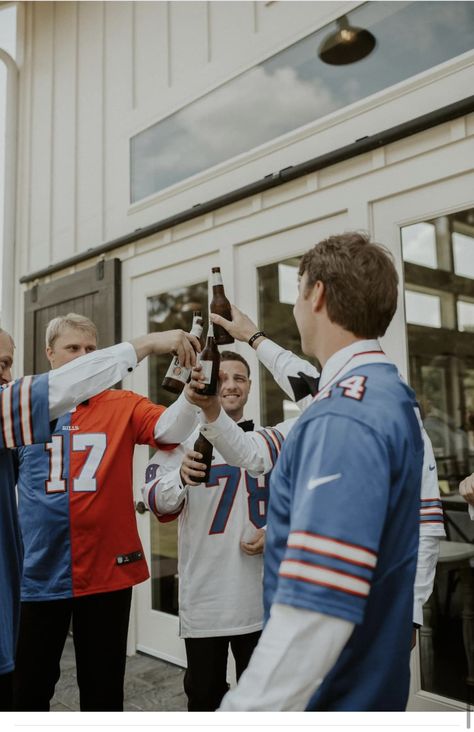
(131, 1, 474, 202)
(402, 208, 474, 706)
(457, 300, 474, 333)
(401, 223, 437, 269)
(258, 257, 318, 426)
(453, 232, 474, 279)
(405, 290, 441, 328)
(147, 281, 208, 615)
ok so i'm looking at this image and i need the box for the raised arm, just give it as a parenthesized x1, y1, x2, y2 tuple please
(210, 305, 318, 405)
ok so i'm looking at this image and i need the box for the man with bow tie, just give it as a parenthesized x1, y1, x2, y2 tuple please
(142, 350, 269, 711)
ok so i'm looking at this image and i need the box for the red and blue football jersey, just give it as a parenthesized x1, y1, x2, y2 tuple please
(17, 389, 168, 600)
(0, 374, 51, 674)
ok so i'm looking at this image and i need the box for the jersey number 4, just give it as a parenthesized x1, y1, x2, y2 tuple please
(45, 433, 107, 494)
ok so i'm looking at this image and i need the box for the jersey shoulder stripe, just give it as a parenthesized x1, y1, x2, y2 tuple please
(255, 429, 279, 466)
(288, 531, 377, 569)
(279, 558, 371, 598)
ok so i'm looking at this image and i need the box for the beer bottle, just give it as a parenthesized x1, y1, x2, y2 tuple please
(162, 311, 204, 395)
(193, 432, 213, 484)
(197, 319, 220, 396)
(210, 266, 234, 345)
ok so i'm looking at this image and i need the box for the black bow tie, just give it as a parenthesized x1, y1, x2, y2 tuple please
(238, 419, 255, 432)
(288, 372, 320, 401)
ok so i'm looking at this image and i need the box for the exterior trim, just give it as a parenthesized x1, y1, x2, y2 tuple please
(20, 94, 474, 284)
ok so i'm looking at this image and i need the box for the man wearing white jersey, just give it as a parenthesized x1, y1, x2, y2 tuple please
(142, 351, 269, 711)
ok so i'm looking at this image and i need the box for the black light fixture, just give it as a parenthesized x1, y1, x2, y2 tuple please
(318, 14, 376, 65)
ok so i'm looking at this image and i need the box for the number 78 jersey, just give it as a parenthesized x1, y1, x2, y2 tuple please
(144, 429, 270, 638)
(17, 389, 168, 600)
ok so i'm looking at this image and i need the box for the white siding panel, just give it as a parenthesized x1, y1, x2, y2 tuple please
(104, 2, 133, 242)
(134, 1, 169, 111)
(169, 1, 208, 87)
(209, 2, 256, 65)
(51, 1, 77, 262)
(29, 1, 54, 271)
(76, 1, 104, 250)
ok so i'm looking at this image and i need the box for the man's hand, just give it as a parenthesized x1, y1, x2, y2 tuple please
(180, 450, 207, 486)
(131, 330, 201, 367)
(186, 364, 221, 422)
(211, 305, 262, 345)
(459, 473, 474, 506)
(240, 528, 266, 556)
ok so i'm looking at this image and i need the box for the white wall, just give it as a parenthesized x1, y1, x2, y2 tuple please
(12, 0, 474, 361)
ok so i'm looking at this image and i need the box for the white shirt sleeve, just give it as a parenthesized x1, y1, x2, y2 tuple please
(153, 391, 201, 444)
(255, 339, 319, 410)
(48, 342, 137, 419)
(200, 409, 295, 476)
(469, 505, 474, 520)
(419, 430, 446, 538)
(142, 447, 189, 515)
(219, 603, 354, 711)
(413, 535, 439, 626)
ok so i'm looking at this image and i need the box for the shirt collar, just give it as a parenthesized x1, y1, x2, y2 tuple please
(319, 339, 382, 390)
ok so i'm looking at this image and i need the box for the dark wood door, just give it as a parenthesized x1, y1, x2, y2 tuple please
(24, 259, 121, 374)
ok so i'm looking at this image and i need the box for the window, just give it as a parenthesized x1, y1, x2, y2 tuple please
(257, 257, 318, 425)
(402, 207, 474, 705)
(131, 1, 474, 202)
(147, 282, 208, 615)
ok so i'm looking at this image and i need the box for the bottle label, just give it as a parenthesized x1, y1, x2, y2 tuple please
(212, 271, 223, 287)
(164, 356, 190, 384)
(191, 323, 203, 340)
(198, 358, 213, 385)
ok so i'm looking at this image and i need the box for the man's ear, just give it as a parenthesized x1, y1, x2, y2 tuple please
(45, 346, 54, 367)
(311, 281, 326, 313)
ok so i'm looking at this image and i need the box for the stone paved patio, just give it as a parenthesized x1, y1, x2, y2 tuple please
(51, 635, 187, 712)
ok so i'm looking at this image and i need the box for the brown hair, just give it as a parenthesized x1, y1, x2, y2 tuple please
(220, 350, 251, 378)
(298, 232, 398, 338)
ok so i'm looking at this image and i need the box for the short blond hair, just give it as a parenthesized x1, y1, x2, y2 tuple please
(45, 313, 98, 349)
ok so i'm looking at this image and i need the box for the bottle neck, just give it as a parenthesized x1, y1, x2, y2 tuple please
(190, 319, 204, 339)
(211, 271, 223, 287)
(206, 320, 215, 339)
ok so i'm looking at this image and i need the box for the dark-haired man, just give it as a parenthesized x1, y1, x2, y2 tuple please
(217, 232, 430, 711)
(143, 351, 270, 711)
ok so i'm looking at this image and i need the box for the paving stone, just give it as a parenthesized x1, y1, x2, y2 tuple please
(51, 636, 185, 713)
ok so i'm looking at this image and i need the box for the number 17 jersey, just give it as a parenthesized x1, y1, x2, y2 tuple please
(17, 389, 167, 601)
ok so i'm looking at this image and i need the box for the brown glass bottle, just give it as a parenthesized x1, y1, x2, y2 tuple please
(193, 432, 213, 483)
(210, 267, 234, 345)
(162, 311, 204, 395)
(197, 319, 220, 396)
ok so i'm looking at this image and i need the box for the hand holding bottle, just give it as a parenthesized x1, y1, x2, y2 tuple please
(210, 305, 263, 346)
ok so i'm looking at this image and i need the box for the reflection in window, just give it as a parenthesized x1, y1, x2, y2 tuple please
(278, 263, 298, 305)
(258, 256, 317, 426)
(452, 232, 474, 279)
(147, 281, 208, 615)
(131, 1, 474, 201)
(405, 290, 441, 328)
(457, 300, 474, 333)
(402, 207, 474, 706)
(401, 223, 437, 269)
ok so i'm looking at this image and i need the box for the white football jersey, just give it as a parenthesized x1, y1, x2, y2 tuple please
(143, 427, 273, 638)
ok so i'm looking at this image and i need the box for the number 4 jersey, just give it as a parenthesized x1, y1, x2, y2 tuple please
(17, 389, 168, 601)
(143, 429, 272, 638)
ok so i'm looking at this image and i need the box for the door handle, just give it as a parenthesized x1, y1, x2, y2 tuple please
(135, 501, 149, 514)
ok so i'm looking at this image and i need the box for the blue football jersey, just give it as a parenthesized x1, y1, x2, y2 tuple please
(0, 374, 51, 674)
(264, 361, 424, 711)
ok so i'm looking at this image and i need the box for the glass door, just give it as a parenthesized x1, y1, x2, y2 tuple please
(130, 254, 214, 665)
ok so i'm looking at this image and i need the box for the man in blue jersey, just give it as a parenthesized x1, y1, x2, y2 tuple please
(0, 325, 199, 711)
(219, 232, 425, 711)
